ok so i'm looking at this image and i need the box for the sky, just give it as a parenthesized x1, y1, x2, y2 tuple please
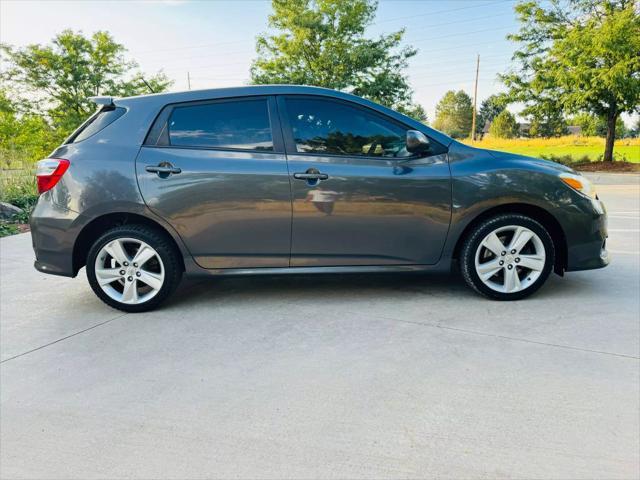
(2, 0, 632, 126)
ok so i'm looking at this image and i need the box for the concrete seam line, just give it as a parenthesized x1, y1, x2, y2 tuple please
(369, 315, 640, 360)
(0, 314, 128, 364)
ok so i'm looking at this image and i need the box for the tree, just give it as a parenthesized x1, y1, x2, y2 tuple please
(1, 30, 172, 136)
(569, 112, 627, 137)
(432, 90, 473, 138)
(502, 0, 640, 160)
(476, 94, 507, 136)
(489, 110, 519, 138)
(250, 0, 425, 121)
(0, 90, 58, 165)
(528, 106, 568, 138)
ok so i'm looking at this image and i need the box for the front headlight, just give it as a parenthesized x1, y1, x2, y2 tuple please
(560, 172, 604, 214)
(559, 172, 597, 199)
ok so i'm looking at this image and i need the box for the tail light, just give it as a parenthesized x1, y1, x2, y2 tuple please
(36, 158, 70, 194)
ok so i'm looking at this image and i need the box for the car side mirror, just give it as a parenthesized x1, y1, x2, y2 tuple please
(406, 130, 430, 154)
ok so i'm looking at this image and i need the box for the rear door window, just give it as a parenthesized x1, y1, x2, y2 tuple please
(167, 99, 273, 151)
(68, 106, 126, 143)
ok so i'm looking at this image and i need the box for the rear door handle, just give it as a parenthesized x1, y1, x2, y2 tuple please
(145, 164, 182, 175)
(293, 168, 328, 181)
(293, 173, 329, 180)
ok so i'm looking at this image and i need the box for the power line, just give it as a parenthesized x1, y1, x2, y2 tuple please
(154, 53, 509, 77)
(375, 0, 511, 24)
(405, 25, 512, 45)
(130, 0, 514, 57)
(402, 11, 514, 31)
(409, 54, 509, 71)
(415, 76, 499, 89)
(414, 41, 514, 57)
(132, 38, 252, 56)
(137, 25, 513, 70)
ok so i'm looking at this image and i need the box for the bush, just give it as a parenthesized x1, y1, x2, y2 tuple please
(489, 110, 519, 138)
(0, 223, 20, 237)
(0, 148, 38, 226)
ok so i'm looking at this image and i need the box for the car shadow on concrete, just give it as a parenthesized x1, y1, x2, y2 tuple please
(164, 272, 462, 306)
(158, 269, 599, 311)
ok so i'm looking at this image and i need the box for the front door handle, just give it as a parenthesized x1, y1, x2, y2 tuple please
(145, 163, 182, 176)
(293, 168, 328, 181)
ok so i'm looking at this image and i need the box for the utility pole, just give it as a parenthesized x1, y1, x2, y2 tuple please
(187, 71, 191, 91)
(471, 54, 480, 141)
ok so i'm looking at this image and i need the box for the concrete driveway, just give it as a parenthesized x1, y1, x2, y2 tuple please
(1, 174, 638, 479)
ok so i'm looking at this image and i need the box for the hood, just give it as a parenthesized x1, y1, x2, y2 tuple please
(485, 148, 576, 174)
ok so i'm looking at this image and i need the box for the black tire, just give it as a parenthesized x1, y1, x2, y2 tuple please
(460, 214, 555, 300)
(86, 224, 182, 312)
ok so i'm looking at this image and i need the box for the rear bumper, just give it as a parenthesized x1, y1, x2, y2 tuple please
(30, 196, 79, 277)
(565, 199, 609, 272)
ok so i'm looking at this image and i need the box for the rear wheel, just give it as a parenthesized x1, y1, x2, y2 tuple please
(460, 214, 554, 300)
(86, 225, 182, 312)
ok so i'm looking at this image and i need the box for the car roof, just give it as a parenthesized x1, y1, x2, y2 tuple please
(117, 85, 348, 105)
(115, 85, 453, 147)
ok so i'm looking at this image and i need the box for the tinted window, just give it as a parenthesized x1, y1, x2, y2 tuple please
(285, 98, 410, 158)
(168, 99, 273, 151)
(69, 107, 126, 143)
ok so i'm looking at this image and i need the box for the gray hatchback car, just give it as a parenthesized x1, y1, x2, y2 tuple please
(30, 85, 609, 312)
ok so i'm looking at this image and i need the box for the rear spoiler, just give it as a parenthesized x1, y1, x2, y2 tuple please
(88, 96, 115, 107)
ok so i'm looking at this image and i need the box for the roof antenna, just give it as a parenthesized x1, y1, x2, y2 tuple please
(141, 77, 155, 94)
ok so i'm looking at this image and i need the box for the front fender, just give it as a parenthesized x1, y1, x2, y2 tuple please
(440, 142, 598, 267)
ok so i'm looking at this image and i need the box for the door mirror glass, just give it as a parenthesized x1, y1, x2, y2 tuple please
(406, 130, 430, 154)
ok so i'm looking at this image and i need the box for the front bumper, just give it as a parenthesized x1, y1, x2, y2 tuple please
(565, 198, 609, 272)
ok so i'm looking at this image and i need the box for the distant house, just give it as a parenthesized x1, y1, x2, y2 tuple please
(518, 122, 531, 136)
(567, 125, 582, 136)
(482, 120, 491, 135)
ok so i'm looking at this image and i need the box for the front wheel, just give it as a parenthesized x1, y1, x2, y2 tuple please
(86, 225, 182, 312)
(460, 214, 555, 300)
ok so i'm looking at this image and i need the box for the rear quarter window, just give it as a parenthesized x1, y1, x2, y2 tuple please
(67, 106, 126, 143)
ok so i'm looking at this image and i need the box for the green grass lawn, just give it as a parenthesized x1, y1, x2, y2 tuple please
(464, 136, 640, 163)
(487, 144, 639, 162)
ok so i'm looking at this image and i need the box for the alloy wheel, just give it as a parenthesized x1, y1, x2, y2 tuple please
(474, 225, 546, 294)
(94, 237, 165, 305)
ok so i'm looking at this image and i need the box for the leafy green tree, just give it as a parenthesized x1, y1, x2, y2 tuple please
(569, 112, 627, 137)
(0, 90, 58, 166)
(250, 0, 425, 121)
(527, 106, 568, 138)
(1, 30, 172, 136)
(432, 90, 473, 138)
(502, 0, 640, 160)
(476, 94, 507, 136)
(569, 113, 600, 136)
(489, 110, 519, 138)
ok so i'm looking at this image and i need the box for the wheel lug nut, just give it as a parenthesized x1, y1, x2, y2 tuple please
(501, 251, 506, 256)
(515, 258, 520, 263)
(123, 262, 129, 266)
(136, 272, 141, 277)
(127, 276, 133, 281)
(119, 270, 125, 275)
(499, 260, 504, 265)
(510, 249, 516, 254)
(507, 265, 513, 270)
(133, 263, 138, 267)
